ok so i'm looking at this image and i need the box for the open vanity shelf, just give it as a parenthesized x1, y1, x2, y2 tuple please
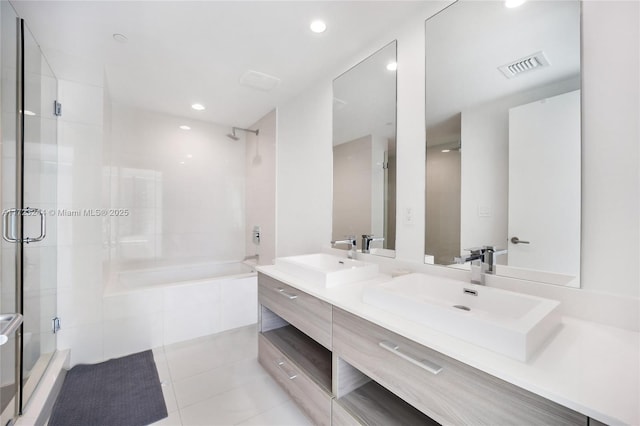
(336, 372, 439, 425)
(262, 324, 332, 392)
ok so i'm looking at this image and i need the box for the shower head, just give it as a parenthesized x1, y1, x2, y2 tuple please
(226, 126, 259, 141)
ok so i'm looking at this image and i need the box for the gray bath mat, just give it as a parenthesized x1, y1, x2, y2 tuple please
(49, 350, 167, 426)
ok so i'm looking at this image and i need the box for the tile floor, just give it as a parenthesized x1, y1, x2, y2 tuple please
(150, 325, 313, 426)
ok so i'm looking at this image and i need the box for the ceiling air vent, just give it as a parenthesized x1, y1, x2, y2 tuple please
(498, 51, 550, 79)
(239, 70, 281, 91)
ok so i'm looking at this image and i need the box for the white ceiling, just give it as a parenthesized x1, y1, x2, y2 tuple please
(11, 0, 428, 128)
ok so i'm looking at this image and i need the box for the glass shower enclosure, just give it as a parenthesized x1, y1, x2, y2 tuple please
(1, 1, 58, 423)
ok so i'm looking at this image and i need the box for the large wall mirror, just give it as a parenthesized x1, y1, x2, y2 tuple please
(333, 41, 397, 257)
(424, 1, 581, 287)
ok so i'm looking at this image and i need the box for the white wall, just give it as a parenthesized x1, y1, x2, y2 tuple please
(275, 1, 639, 298)
(105, 104, 246, 269)
(246, 109, 276, 265)
(581, 1, 639, 297)
(276, 83, 333, 257)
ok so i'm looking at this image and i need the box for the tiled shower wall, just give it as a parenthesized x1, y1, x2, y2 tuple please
(104, 104, 247, 270)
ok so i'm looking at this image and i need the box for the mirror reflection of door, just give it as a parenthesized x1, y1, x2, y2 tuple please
(508, 90, 581, 281)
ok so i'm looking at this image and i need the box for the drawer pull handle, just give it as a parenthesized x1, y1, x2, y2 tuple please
(276, 288, 298, 300)
(379, 341, 443, 375)
(276, 360, 297, 380)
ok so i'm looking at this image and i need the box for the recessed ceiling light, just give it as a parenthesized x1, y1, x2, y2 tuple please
(191, 103, 205, 111)
(441, 149, 451, 153)
(179, 125, 191, 130)
(179, 161, 185, 165)
(386, 62, 398, 71)
(310, 20, 327, 33)
(186, 154, 193, 159)
(23, 110, 36, 116)
(505, 0, 526, 8)
(113, 33, 128, 43)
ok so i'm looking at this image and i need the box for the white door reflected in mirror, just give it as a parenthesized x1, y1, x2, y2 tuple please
(508, 90, 581, 281)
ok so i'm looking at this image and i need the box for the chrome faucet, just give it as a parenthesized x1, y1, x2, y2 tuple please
(331, 236, 357, 259)
(361, 234, 384, 254)
(454, 246, 507, 285)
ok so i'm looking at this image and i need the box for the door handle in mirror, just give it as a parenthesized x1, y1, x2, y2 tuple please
(510, 237, 530, 245)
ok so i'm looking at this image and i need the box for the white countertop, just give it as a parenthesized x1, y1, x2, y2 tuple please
(257, 265, 640, 426)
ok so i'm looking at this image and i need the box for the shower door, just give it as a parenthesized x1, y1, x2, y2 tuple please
(0, 1, 20, 422)
(1, 2, 58, 422)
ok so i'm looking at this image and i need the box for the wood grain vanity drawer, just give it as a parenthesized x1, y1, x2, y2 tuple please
(258, 333, 331, 426)
(258, 272, 332, 349)
(333, 307, 587, 426)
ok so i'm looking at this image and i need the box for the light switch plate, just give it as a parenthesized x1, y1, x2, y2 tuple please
(478, 205, 492, 217)
(403, 207, 415, 225)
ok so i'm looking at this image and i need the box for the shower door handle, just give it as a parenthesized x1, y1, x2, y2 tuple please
(2, 208, 19, 242)
(23, 207, 46, 244)
(2, 207, 47, 243)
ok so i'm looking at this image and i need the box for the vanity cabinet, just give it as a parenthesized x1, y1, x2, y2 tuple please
(258, 273, 333, 424)
(258, 272, 591, 426)
(333, 307, 587, 426)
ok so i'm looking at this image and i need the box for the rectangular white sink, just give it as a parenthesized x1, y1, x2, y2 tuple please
(362, 273, 560, 361)
(275, 253, 379, 288)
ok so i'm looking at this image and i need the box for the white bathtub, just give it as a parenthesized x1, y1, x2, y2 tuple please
(102, 261, 258, 358)
(111, 261, 256, 292)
